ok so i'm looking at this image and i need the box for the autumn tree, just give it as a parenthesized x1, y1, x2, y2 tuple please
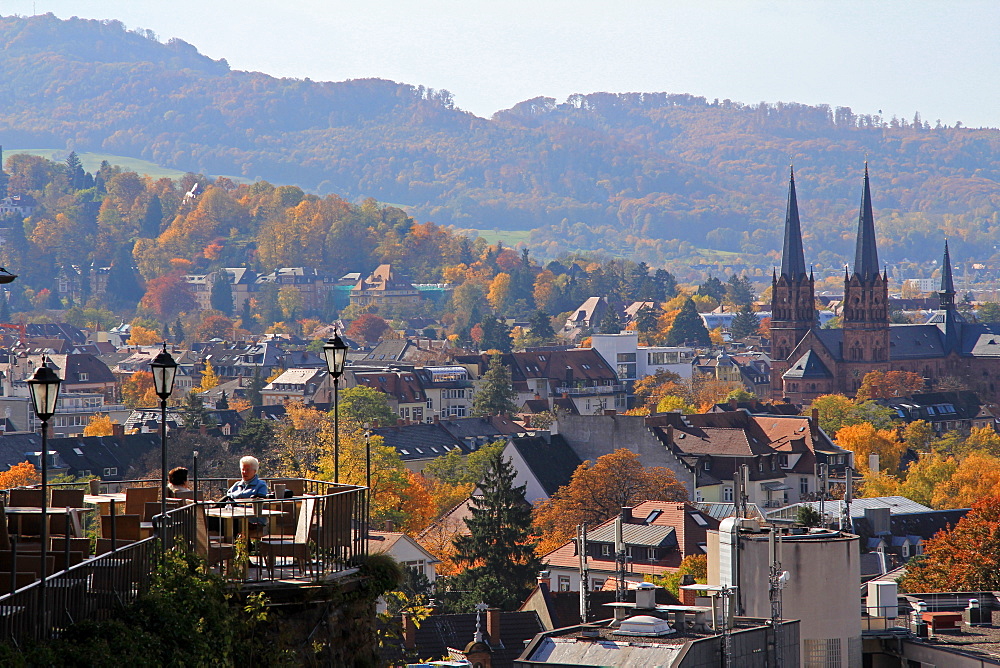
(122, 370, 158, 409)
(836, 423, 906, 475)
(533, 449, 688, 555)
(930, 451, 1000, 509)
(140, 270, 197, 321)
(83, 413, 117, 437)
(447, 451, 541, 611)
(855, 370, 925, 401)
(472, 352, 518, 417)
(901, 495, 1000, 592)
(197, 314, 235, 342)
(199, 360, 220, 392)
(128, 324, 161, 346)
(806, 394, 896, 437)
(337, 385, 398, 429)
(0, 461, 39, 488)
(631, 370, 688, 413)
(347, 313, 389, 345)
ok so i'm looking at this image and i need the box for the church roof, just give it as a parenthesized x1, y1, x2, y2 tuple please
(783, 350, 832, 379)
(853, 165, 880, 281)
(780, 168, 807, 279)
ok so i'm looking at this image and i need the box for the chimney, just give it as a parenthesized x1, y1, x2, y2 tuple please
(533, 393, 541, 401)
(603, 409, 616, 416)
(679, 574, 697, 606)
(729, 398, 738, 410)
(401, 613, 416, 649)
(396, 418, 405, 426)
(621, 506, 632, 523)
(562, 393, 569, 399)
(486, 608, 501, 645)
(537, 570, 551, 591)
(433, 415, 439, 423)
(371, 420, 379, 429)
(383, 519, 395, 532)
(810, 408, 820, 437)
(199, 425, 208, 436)
(666, 424, 674, 442)
(635, 582, 657, 610)
(112, 423, 125, 438)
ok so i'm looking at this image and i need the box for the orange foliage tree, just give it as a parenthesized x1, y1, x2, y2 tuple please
(631, 370, 688, 413)
(346, 313, 390, 344)
(121, 371, 158, 409)
(533, 449, 688, 555)
(139, 270, 197, 320)
(900, 494, 1000, 592)
(836, 423, 906, 475)
(83, 413, 117, 437)
(855, 370, 925, 401)
(0, 461, 40, 488)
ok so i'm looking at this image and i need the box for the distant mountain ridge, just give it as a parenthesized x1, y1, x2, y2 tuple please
(2, 13, 1000, 269)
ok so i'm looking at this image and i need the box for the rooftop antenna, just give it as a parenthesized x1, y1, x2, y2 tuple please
(768, 530, 788, 668)
(615, 512, 626, 603)
(577, 523, 589, 623)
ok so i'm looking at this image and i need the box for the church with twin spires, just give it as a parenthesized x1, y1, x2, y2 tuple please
(770, 166, 1000, 403)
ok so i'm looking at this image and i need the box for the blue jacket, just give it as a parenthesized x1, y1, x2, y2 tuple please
(227, 475, 269, 499)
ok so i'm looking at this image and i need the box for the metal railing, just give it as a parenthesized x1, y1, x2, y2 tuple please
(554, 384, 627, 396)
(0, 477, 367, 646)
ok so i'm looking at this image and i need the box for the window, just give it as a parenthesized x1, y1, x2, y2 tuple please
(601, 544, 610, 556)
(724, 487, 733, 502)
(703, 460, 711, 471)
(617, 363, 636, 380)
(625, 546, 633, 559)
(779, 454, 789, 468)
(78, 372, 89, 381)
(648, 548, 659, 561)
(558, 575, 570, 592)
(648, 351, 680, 365)
(592, 579, 605, 590)
(800, 477, 809, 495)
(616, 353, 636, 363)
(103, 467, 117, 477)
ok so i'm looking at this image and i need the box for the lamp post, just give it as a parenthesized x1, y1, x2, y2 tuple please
(363, 424, 372, 537)
(27, 356, 61, 631)
(150, 343, 178, 531)
(322, 330, 349, 483)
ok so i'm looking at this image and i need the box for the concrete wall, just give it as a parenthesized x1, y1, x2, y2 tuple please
(557, 414, 696, 499)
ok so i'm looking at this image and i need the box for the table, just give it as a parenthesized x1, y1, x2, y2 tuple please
(83, 493, 127, 518)
(5, 506, 95, 538)
(206, 506, 285, 542)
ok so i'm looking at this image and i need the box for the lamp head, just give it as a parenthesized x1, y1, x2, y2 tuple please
(150, 343, 178, 400)
(322, 330, 349, 378)
(27, 356, 62, 422)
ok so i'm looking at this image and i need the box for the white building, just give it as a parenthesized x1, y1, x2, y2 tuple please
(588, 332, 694, 385)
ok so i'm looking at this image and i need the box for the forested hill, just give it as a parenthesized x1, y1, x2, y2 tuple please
(3, 13, 1000, 270)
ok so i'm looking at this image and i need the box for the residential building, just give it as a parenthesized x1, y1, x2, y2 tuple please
(415, 365, 475, 419)
(47, 391, 129, 437)
(561, 296, 622, 340)
(349, 264, 421, 310)
(588, 332, 693, 397)
(370, 422, 469, 472)
(874, 390, 999, 434)
(3, 353, 118, 404)
(260, 368, 328, 405)
(349, 368, 428, 423)
(556, 411, 850, 507)
(184, 267, 258, 312)
(0, 193, 36, 217)
(502, 433, 582, 504)
(542, 502, 720, 592)
(456, 349, 625, 414)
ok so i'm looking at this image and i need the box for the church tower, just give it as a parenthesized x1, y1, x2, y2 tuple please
(842, 165, 889, 381)
(770, 168, 816, 395)
(934, 239, 965, 353)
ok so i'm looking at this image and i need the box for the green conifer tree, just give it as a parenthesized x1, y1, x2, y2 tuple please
(209, 270, 234, 315)
(480, 315, 512, 353)
(173, 317, 185, 345)
(140, 194, 163, 238)
(666, 298, 711, 346)
(105, 243, 143, 310)
(472, 352, 518, 417)
(729, 302, 761, 339)
(599, 305, 622, 334)
(527, 309, 555, 343)
(448, 451, 541, 611)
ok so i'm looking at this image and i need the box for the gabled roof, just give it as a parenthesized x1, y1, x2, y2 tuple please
(352, 370, 426, 403)
(586, 523, 677, 549)
(371, 422, 467, 460)
(507, 434, 582, 497)
(783, 350, 832, 379)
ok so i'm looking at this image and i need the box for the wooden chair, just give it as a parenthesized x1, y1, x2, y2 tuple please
(51, 551, 85, 572)
(50, 489, 84, 508)
(194, 506, 234, 575)
(0, 571, 35, 594)
(0, 552, 54, 578)
(95, 539, 133, 555)
(259, 496, 316, 578)
(124, 487, 158, 516)
(7, 489, 43, 537)
(100, 514, 141, 542)
(50, 537, 91, 558)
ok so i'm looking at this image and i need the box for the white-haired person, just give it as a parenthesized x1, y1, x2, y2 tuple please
(225, 456, 269, 499)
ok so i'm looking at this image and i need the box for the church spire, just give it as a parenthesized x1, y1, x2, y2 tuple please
(853, 164, 879, 281)
(780, 167, 807, 279)
(940, 239, 956, 300)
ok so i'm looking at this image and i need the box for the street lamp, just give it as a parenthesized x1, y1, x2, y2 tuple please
(27, 356, 61, 629)
(150, 343, 178, 528)
(363, 423, 372, 537)
(322, 330, 349, 483)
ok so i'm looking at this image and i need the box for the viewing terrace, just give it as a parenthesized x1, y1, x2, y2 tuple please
(0, 477, 368, 645)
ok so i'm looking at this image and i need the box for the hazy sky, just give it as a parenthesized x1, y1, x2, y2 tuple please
(4, 1, 998, 127)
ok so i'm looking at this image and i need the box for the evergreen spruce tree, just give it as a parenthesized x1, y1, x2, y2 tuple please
(173, 317, 185, 345)
(448, 451, 541, 611)
(598, 305, 622, 334)
(65, 151, 86, 190)
(247, 369, 266, 407)
(697, 276, 726, 302)
(0, 290, 12, 322)
(480, 315, 512, 353)
(105, 243, 143, 310)
(527, 309, 555, 343)
(667, 298, 711, 346)
(181, 390, 213, 428)
(729, 302, 761, 339)
(635, 305, 659, 336)
(209, 270, 234, 315)
(140, 194, 163, 238)
(726, 274, 755, 305)
(216, 391, 229, 410)
(472, 352, 518, 417)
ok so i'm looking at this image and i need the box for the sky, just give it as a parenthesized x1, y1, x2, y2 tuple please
(2, 1, 999, 127)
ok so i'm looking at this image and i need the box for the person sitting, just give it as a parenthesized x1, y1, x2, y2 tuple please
(226, 456, 269, 500)
(167, 467, 192, 496)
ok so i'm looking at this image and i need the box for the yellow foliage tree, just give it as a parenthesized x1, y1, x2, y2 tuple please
(128, 324, 161, 346)
(836, 423, 906, 475)
(83, 413, 117, 437)
(0, 461, 40, 488)
(199, 360, 219, 392)
(487, 272, 512, 313)
(930, 451, 1000, 509)
(900, 452, 959, 508)
(656, 395, 696, 414)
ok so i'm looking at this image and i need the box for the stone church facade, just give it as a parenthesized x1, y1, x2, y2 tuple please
(771, 167, 1000, 404)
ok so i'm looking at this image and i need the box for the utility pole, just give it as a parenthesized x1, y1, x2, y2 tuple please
(615, 513, 626, 602)
(768, 530, 786, 668)
(577, 523, 589, 623)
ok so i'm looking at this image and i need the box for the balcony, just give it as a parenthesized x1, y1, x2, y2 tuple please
(554, 384, 626, 396)
(0, 477, 367, 644)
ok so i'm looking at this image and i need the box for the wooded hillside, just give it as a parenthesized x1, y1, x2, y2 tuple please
(3, 13, 1000, 269)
